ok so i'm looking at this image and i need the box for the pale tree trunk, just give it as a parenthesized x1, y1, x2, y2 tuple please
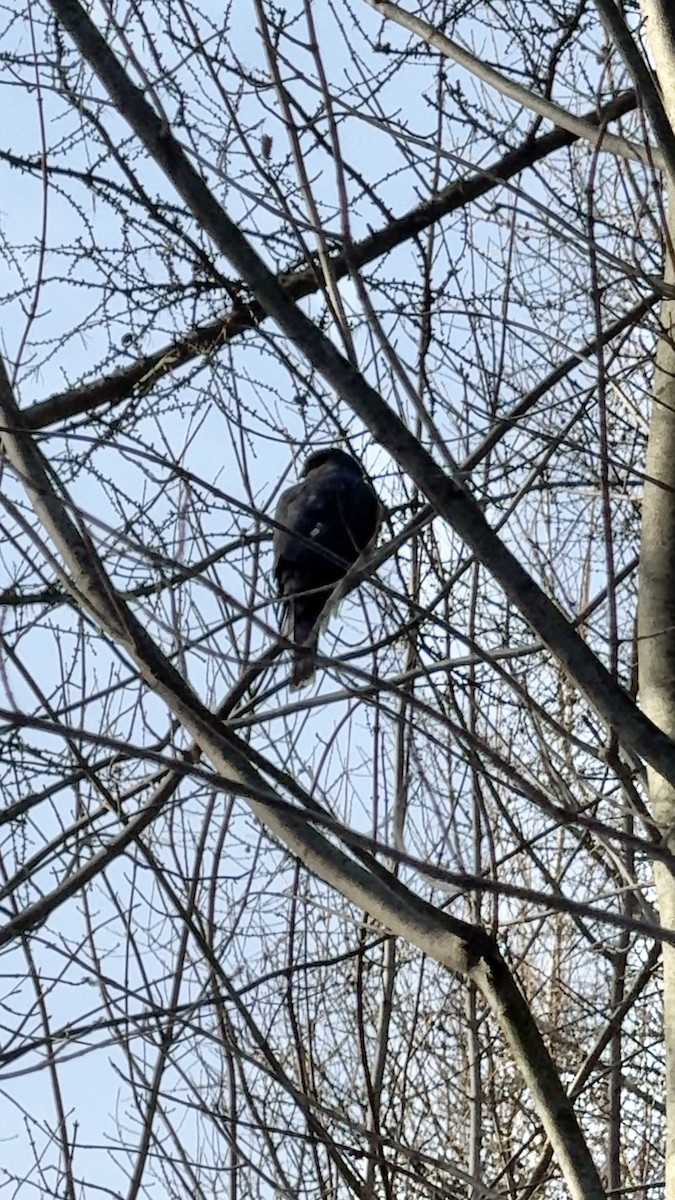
(638, 2, 675, 1192)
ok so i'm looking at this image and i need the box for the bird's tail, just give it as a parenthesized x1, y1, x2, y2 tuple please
(290, 605, 319, 688)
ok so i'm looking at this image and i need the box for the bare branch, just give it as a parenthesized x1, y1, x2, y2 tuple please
(364, 0, 663, 170)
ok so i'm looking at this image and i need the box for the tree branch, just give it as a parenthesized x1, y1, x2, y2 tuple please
(364, 0, 662, 170)
(0, 343, 605, 1199)
(20, 90, 641, 431)
(46, 0, 675, 799)
(594, 0, 675, 184)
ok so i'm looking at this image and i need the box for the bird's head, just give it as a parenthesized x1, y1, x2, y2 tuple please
(301, 447, 362, 477)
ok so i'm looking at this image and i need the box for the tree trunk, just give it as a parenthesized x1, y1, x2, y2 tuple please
(638, 2, 675, 1191)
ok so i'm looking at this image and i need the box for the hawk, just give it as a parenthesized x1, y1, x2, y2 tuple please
(273, 447, 381, 687)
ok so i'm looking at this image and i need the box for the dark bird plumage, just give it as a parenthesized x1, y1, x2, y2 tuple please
(273, 448, 380, 686)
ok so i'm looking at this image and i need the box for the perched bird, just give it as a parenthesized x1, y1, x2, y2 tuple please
(273, 447, 380, 687)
